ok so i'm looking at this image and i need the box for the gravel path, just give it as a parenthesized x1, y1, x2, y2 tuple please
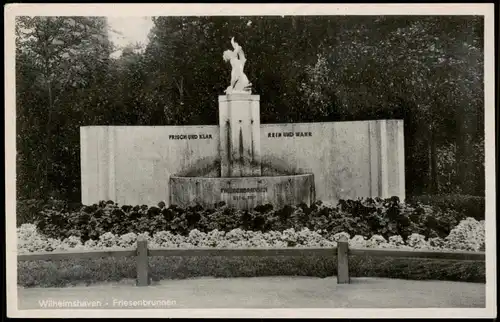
(17, 276, 485, 309)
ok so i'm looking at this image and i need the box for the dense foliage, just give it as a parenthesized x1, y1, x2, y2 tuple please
(16, 199, 83, 227)
(27, 197, 480, 243)
(16, 16, 485, 202)
(406, 194, 485, 221)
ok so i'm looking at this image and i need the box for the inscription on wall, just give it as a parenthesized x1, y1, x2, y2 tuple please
(221, 187, 268, 201)
(220, 187, 268, 193)
(168, 134, 213, 140)
(267, 132, 312, 138)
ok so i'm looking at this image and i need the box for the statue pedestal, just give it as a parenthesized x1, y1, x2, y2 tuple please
(218, 94, 261, 177)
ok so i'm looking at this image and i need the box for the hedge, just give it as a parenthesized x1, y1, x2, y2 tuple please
(16, 199, 83, 227)
(406, 194, 485, 221)
(17, 255, 486, 288)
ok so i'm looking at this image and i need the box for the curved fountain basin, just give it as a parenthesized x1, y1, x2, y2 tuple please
(169, 174, 315, 210)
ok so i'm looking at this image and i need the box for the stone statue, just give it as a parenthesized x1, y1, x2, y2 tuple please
(223, 37, 252, 94)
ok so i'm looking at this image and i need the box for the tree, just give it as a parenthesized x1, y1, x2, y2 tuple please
(16, 16, 112, 200)
(298, 16, 484, 195)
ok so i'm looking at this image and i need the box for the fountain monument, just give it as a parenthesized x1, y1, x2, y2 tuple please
(80, 38, 405, 209)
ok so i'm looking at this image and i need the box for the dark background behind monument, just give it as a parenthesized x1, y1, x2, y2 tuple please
(15, 15, 484, 202)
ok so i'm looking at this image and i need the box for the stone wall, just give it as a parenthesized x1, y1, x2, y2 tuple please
(260, 120, 405, 203)
(80, 125, 220, 206)
(80, 119, 405, 206)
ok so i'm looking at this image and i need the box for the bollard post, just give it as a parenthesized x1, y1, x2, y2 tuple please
(136, 235, 149, 286)
(337, 235, 350, 284)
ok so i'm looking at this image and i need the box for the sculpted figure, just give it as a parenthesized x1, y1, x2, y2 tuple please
(223, 37, 252, 94)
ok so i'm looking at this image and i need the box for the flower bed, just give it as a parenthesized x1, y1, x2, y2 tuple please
(28, 197, 476, 243)
(17, 217, 485, 254)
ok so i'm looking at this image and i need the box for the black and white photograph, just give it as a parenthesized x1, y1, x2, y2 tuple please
(5, 3, 496, 319)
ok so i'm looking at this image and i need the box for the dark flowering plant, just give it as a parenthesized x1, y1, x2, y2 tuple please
(29, 197, 475, 243)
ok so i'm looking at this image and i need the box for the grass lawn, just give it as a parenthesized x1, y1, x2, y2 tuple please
(17, 276, 485, 309)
